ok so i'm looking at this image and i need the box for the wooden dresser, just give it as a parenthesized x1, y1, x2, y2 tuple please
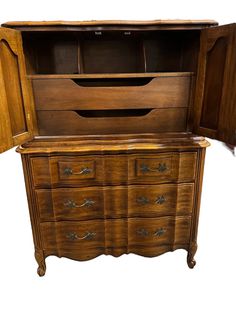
(0, 20, 235, 276)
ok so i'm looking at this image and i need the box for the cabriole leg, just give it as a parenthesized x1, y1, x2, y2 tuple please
(187, 242, 197, 269)
(35, 249, 46, 276)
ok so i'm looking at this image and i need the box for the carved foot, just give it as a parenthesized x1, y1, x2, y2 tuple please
(187, 242, 197, 269)
(35, 250, 46, 277)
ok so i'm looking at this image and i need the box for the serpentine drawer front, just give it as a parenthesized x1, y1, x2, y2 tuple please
(36, 183, 194, 221)
(4, 19, 232, 276)
(41, 217, 191, 259)
(30, 152, 197, 187)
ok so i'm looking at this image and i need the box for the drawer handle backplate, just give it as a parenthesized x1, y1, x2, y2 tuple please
(155, 195, 166, 205)
(64, 199, 95, 209)
(140, 163, 168, 173)
(64, 167, 93, 176)
(137, 228, 166, 237)
(136, 195, 166, 205)
(66, 231, 96, 241)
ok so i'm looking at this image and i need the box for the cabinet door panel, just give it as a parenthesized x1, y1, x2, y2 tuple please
(0, 27, 36, 153)
(194, 24, 236, 145)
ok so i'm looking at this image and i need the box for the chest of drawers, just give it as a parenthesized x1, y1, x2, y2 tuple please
(0, 20, 235, 276)
(18, 135, 208, 276)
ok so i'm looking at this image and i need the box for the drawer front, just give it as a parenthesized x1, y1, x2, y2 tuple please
(132, 152, 197, 183)
(33, 76, 191, 136)
(33, 76, 191, 111)
(37, 108, 187, 136)
(36, 187, 104, 221)
(41, 220, 105, 250)
(41, 217, 191, 257)
(129, 183, 194, 217)
(31, 152, 197, 188)
(41, 219, 127, 253)
(128, 216, 191, 247)
(36, 183, 194, 221)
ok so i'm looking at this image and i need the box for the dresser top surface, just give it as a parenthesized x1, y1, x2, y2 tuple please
(17, 133, 210, 155)
(2, 20, 218, 31)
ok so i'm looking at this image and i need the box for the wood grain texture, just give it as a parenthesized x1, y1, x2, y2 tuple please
(2, 20, 218, 27)
(35, 183, 194, 221)
(17, 133, 210, 154)
(0, 27, 36, 152)
(30, 152, 197, 188)
(187, 148, 206, 268)
(32, 76, 191, 110)
(36, 108, 187, 136)
(0, 20, 220, 274)
(2, 20, 218, 33)
(28, 72, 194, 79)
(40, 217, 191, 258)
(194, 23, 236, 145)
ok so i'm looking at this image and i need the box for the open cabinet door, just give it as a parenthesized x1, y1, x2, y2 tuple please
(0, 27, 36, 153)
(193, 23, 236, 146)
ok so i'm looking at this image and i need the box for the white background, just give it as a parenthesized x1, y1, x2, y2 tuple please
(0, 1, 236, 313)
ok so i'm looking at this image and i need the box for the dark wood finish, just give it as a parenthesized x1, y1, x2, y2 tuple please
(4, 19, 236, 275)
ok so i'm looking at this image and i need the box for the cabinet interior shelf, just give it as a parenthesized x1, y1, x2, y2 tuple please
(27, 72, 194, 79)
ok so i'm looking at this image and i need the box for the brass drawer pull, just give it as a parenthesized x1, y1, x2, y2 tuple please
(137, 228, 149, 237)
(137, 228, 166, 237)
(66, 231, 96, 241)
(136, 195, 166, 205)
(136, 196, 149, 205)
(153, 228, 165, 237)
(64, 167, 93, 176)
(155, 195, 166, 205)
(140, 163, 168, 173)
(64, 199, 95, 209)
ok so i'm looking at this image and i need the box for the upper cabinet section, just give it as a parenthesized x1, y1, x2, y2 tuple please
(0, 27, 36, 153)
(193, 24, 236, 146)
(21, 30, 201, 76)
(2, 20, 217, 77)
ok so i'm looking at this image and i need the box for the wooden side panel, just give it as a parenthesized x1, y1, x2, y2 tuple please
(0, 27, 36, 153)
(194, 24, 236, 145)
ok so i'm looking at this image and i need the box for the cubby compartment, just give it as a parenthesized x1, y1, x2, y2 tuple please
(23, 30, 200, 75)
